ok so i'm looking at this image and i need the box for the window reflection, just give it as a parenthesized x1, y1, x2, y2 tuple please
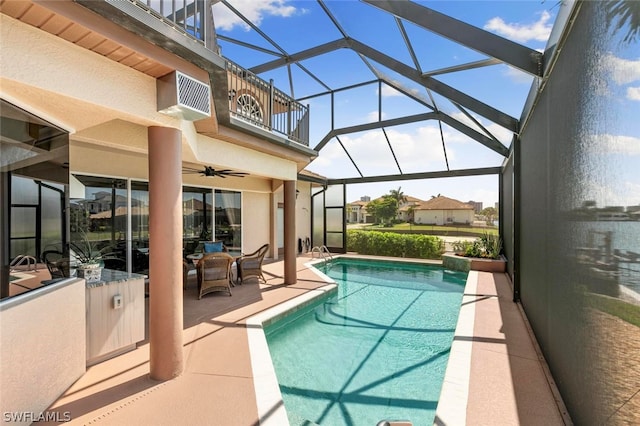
(183, 187, 212, 257)
(215, 190, 241, 255)
(1, 100, 69, 300)
(131, 181, 149, 275)
(70, 176, 128, 272)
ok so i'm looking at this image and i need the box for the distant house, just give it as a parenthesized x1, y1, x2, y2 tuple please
(397, 196, 423, 221)
(413, 195, 474, 225)
(347, 196, 372, 223)
(349, 194, 424, 223)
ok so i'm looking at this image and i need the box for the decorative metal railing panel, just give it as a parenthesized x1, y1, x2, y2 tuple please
(227, 62, 309, 146)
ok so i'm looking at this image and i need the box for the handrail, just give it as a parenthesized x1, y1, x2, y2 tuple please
(311, 246, 333, 263)
(320, 245, 333, 262)
(9, 255, 38, 272)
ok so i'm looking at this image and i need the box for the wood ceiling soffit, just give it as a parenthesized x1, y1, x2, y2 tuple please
(0, 1, 32, 17)
(75, 31, 107, 50)
(14, 2, 50, 26)
(39, 13, 72, 34)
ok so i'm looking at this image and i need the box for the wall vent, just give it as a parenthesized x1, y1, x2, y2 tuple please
(157, 71, 211, 121)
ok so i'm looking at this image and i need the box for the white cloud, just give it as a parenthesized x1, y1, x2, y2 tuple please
(504, 65, 535, 85)
(583, 180, 640, 208)
(366, 111, 387, 122)
(586, 133, 640, 156)
(602, 54, 640, 85)
(380, 85, 403, 97)
(483, 10, 552, 43)
(307, 125, 451, 176)
(214, 0, 298, 31)
(449, 112, 514, 146)
(628, 86, 640, 101)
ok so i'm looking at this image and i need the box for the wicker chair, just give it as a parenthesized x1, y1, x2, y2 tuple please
(196, 252, 233, 299)
(236, 243, 269, 284)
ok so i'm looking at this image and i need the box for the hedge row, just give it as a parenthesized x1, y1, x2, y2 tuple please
(347, 230, 445, 259)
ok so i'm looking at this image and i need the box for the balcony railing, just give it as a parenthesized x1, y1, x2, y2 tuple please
(131, 0, 212, 47)
(129, 0, 310, 146)
(226, 62, 309, 146)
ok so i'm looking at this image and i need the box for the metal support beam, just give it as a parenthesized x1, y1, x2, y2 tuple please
(347, 39, 520, 133)
(362, 0, 543, 77)
(439, 115, 509, 157)
(315, 112, 509, 157)
(382, 128, 402, 174)
(314, 112, 439, 151)
(513, 138, 521, 303)
(422, 58, 502, 77)
(248, 36, 519, 132)
(249, 39, 350, 74)
(328, 167, 502, 185)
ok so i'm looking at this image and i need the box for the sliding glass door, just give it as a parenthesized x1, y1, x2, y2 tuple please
(215, 190, 241, 255)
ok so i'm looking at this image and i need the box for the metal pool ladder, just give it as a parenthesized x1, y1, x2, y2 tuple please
(311, 245, 333, 263)
(9, 254, 38, 272)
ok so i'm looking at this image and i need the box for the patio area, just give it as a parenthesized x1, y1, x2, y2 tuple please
(42, 255, 567, 425)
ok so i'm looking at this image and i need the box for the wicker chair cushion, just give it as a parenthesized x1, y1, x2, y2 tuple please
(204, 241, 224, 253)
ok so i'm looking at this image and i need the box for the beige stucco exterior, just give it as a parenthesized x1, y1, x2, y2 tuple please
(414, 209, 474, 225)
(1, 3, 316, 415)
(0, 279, 86, 424)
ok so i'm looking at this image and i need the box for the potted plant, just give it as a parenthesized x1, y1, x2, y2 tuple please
(71, 231, 117, 283)
(445, 233, 506, 272)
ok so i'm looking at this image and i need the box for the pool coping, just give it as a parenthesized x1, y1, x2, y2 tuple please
(246, 259, 337, 426)
(433, 270, 478, 425)
(247, 254, 467, 425)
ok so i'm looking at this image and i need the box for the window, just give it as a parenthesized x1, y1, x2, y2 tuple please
(215, 190, 241, 255)
(1, 100, 69, 300)
(70, 175, 128, 272)
(183, 186, 212, 256)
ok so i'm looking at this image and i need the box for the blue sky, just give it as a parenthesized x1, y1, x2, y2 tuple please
(212, 1, 640, 209)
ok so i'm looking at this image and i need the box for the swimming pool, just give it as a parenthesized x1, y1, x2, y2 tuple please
(264, 257, 467, 426)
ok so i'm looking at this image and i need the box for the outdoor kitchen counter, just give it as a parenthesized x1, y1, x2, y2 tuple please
(85, 269, 146, 366)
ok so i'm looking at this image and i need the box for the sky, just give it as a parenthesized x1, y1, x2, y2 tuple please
(211, 1, 640, 209)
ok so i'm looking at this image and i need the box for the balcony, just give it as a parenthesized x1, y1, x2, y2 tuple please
(226, 62, 310, 146)
(121, 0, 310, 146)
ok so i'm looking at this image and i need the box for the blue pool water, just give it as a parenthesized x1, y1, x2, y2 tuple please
(264, 258, 467, 426)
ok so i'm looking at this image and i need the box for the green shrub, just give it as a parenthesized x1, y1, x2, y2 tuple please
(480, 233, 502, 259)
(346, 230, 444, 259)
(452, 233, 503, 259)
(464, 240, 483, 258)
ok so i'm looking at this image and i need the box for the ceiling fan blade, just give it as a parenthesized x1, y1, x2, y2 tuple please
(182, 166, 248, 178)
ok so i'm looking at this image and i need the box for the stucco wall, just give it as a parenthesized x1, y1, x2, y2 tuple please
(414, 209, 473, 225)
(0, 279, 86, 424)
(242, 191, 272, 255)
(295, 181, 313, 250)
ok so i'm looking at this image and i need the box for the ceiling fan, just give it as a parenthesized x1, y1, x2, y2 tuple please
(182, 165, 248, 178)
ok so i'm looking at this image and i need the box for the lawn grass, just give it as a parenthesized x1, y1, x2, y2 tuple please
(356, 223, 498, 237)
(586, 293, 640, 327)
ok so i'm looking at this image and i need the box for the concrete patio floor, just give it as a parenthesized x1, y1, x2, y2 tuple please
(43, 254, 569, 425)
